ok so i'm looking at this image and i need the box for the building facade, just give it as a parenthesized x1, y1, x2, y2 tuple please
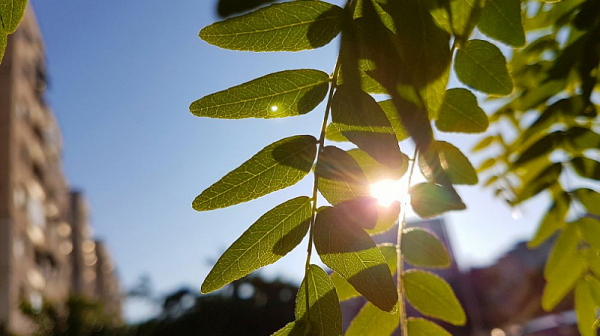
(0, 6, 121, 335)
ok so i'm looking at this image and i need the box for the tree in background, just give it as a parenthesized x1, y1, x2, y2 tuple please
(192, 0, 600, 335)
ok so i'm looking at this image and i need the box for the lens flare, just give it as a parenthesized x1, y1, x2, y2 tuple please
(370, 178, 408, 207)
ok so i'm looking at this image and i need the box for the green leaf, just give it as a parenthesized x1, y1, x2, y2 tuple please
(545, 224, 580, 276)
(410, 183, 466, 219)
(575, 278, 600, 336)
(334, 196, 400, 235)
(477, 0, 526, 47)
(407, 318, 452, 336)
(314, 207, 398, 311)
(386, 0, 452, 117)
(576, 217, 600, 250)
(190, 70, 330, 119)
(316, 146, 370, 205)
(402, 228, 451, 268)
(589, 251, 600, 279)
(0, 33, 6, 64)
(472, 136, 496, 152)
(419, 141, 479, 185)
(436, 88, 488, 134)
(347, 148, 408, 184)
(565, 127, 600, 152)
(331, 243, 397, 302)
(272, 321, 309, 336)
(331, 86, 402, 169)
(345, 302, 399, 336)
(296, 264, 342, 336)
(201, 197, 312, 293)
(0, 0, 27, 34)
(476, 158, 496, 173)
(514, 162, 562, 203)
(529, 192, 570, 248)
(454, 39, 513, 96)
(193, 135, 317, 211)
(575, 188, 600, 216)
(514, 131, 563, 166)
(572, 157, 600, 181)
(378, 100, 410, 141)
(331, 272, 360, 301)
(199, 0, 344, 52)
(403, 270, 467, 325)
(542, 225, 587, 311)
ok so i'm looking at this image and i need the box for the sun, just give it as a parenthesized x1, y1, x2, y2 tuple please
(370, 178, 409, 207)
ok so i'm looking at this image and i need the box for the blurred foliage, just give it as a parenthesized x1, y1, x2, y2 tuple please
(20, 295, 124, 336)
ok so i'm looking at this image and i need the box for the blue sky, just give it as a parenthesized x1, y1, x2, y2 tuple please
(30, 0, 548, 321)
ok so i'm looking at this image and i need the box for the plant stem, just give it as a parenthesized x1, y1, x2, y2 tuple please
(303, 56, 342, 320)
(397, 147, 418, 335)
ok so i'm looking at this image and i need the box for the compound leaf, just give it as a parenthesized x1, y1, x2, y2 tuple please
(529, 192, 570, 248)
(190, 70, 330, 119)
(201, 197, 312, 293)
(199, 0, 344, 52)
(193, 135, 317, 211)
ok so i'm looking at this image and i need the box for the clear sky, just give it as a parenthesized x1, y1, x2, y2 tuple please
(30, 0, 549, 321)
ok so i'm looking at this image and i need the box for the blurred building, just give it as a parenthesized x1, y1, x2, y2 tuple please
(0, 5, 121, 334)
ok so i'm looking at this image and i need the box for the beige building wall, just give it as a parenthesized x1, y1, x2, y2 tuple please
(0, 6, 72, 334)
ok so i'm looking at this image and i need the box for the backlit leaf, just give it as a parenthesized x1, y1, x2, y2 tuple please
(199, 1, 344, 52)
(514, 162, 562, 203)
(190, 70, 330, 119)
(455, 39, 513, 96)
(419, 141, 479, 185)
(201, 197, 312, 293)
(572, 157, 600, 181)
(403, 270, 467, 325)
(316, 146, 370, 205)
(314, 207, 398, 311)
(331, 86, 402, 169)
(347, 148, 408, 184)
(271, 321, 309, 336)
(542, 225, 587, 311)
(472, 136, 496, 152)
(529, 192, 570, 248)
(478, 0, 526, 47)
(0, 0, 27, 34)
(402, 228, 451, 268)
(575, 278, 600, 336)
(296, 264, 342, 336)
(334, 196, 400, 235)
(331, 272, 359, 301)
(407, 318, 452, 336)
(345, 302, 399, 336)
(410, 183, 466, 218)
(514, 131, 563, 166)
(193, 135, 317, 211)
(0, 33, 6, 63)
(575, 188, 600, 216)
(576, 217, 600, 250)
(436, 88, 488, 134)
(565, 127, 600, 152)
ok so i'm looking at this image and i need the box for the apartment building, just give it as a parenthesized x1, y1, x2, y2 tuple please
(0, 6, 121, 334)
